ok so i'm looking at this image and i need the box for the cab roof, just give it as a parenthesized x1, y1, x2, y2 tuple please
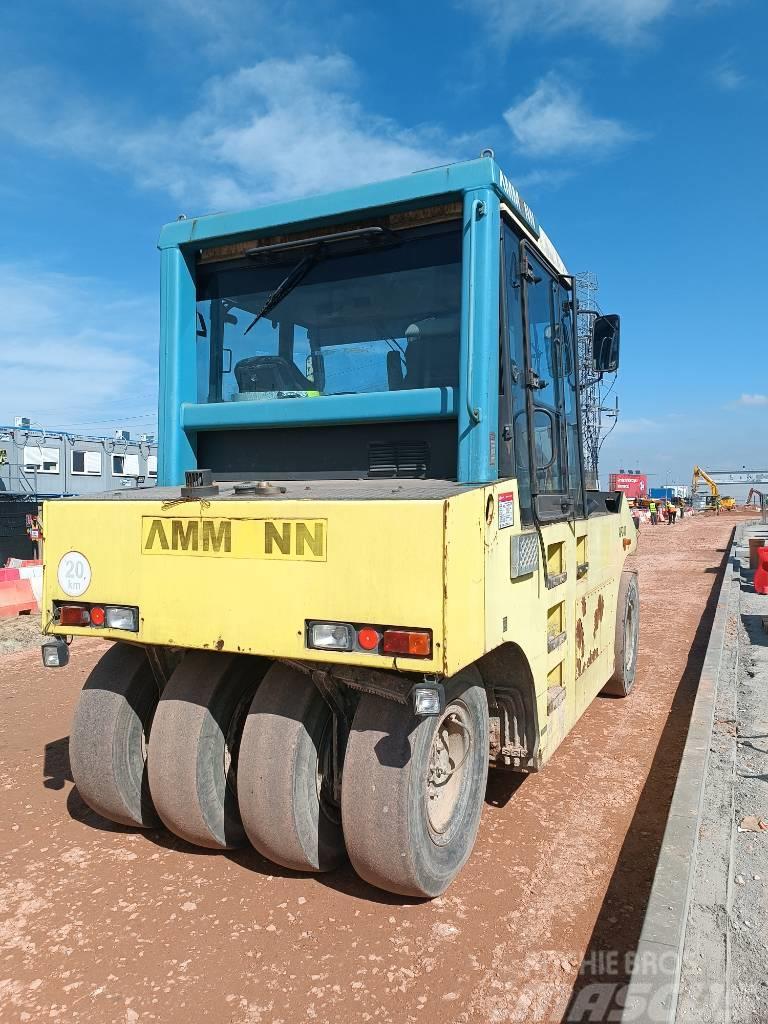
(158, 155, 568, 275)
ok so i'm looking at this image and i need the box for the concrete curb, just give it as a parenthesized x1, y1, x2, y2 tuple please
(622, 525, 745, 1023)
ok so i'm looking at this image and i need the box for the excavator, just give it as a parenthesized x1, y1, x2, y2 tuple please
(692, 466, 735, 510)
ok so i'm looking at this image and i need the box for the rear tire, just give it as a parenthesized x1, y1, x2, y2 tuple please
(237, 663, 346, 872)
(341, 667, 489, 898)
(147, 652, 266, 849)
(603, 570, 640, 697)
(70, 642, 159, 828)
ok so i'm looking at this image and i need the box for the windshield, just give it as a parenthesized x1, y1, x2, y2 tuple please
(195, 222, 462, 404)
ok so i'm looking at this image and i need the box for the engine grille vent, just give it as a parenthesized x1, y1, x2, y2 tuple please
(368, 441, 430, 479)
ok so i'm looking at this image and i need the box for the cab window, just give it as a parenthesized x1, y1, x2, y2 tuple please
(525, 252, 567, 499)
(499, 224, 533, 524)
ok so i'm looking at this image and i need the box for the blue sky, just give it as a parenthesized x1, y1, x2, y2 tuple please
(1, 0, 765, 487)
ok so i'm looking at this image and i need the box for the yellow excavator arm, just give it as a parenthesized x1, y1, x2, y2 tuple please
(692, 465, 719, 497)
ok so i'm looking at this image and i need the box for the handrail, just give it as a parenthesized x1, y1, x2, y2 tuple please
(181, 386, 457, 433)
(465, 199, 484, 425)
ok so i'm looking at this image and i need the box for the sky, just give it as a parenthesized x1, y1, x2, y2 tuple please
(0, 0, 766, 488)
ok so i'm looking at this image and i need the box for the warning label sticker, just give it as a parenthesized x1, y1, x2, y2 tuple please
(498, 492, 515, 529)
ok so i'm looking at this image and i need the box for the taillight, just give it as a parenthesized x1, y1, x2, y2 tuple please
(382, 630, 432, 657)
(59, 604, 90, 627)
(306, 621, 432, 658)
(53, 602, 139, 632)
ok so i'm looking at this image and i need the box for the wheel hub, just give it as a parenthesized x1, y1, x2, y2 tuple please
(625, 593, 637, 671)
(426, 707, 472, 834)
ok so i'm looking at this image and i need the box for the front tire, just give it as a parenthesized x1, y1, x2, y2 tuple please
(603, 570, 640, 697)
(341, 668, 489, 898)
(69, 642, 159, 828)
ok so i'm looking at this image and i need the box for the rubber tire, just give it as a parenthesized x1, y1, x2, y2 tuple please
(237, 662, 346, 872)
(603, 570, 640, 697)
(147, 651, 266, 849)
(341, 667, 489, 898)
(70, 642, 159, 828)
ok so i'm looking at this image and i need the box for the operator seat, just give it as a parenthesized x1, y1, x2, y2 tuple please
(234, 355, 314, 395)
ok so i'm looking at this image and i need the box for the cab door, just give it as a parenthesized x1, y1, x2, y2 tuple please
(521, 246, 584, 523)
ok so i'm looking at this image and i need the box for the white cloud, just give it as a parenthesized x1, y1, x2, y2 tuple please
(0, 265, 157, 430)
(503, 74, 635, 157)
(611, 417, 663, 435)
(462, 0, 674, 44)
(0, 56, 456, 213)
(737, 393, 768, 406)
(713, 52, 745, 91)
(131, 0, 338, 60)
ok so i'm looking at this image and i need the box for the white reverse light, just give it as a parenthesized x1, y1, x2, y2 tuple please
(105, 606, 139, 631)
(308, 622, 355, 651)
(412, 684, 445, 717)
(41, 638, 70, 669)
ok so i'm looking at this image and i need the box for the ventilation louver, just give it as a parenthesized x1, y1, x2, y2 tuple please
(368, 441, 430, 479)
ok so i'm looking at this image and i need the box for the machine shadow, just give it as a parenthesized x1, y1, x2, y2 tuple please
(60, 752, 427, 906)
(562, 539, 732, 1021)
(43, 735, 73, 790)
(485, 767, 527, 808)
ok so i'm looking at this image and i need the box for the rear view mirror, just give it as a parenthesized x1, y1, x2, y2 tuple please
(386, 349, 405, 390)
(592, 314, 620, 373)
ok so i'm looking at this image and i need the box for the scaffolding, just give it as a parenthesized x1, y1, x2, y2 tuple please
(576, 271, 619, 489)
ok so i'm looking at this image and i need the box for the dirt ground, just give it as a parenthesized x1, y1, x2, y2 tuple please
(0, 612, 42, 655)
(0, 512, 750, 1024)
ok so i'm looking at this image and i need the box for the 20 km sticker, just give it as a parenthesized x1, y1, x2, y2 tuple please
(57, 551, 92, 597)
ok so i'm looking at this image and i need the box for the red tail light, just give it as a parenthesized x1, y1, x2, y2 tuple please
(382, 629, 432, 657)
(59, 605, 90, 627)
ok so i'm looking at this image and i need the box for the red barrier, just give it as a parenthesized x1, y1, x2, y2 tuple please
(0, 578, 37, 617)
(0, 568, 21, 583)
(755, 547, 768, 596)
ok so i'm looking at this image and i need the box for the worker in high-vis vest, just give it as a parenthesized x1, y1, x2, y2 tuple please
(649, 500, 658, 526)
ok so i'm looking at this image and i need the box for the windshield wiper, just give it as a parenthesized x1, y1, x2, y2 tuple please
(244, 247, 320, 335)
(243, 225, 402, 336)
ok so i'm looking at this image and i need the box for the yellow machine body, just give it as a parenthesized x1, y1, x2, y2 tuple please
(43, 479, 636, 765)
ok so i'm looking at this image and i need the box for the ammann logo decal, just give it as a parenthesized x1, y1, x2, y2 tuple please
(141, 517, 326, 561)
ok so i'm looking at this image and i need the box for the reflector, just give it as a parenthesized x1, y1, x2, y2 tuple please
(89, 606, 106, 627)
(357, 627, 381, 651)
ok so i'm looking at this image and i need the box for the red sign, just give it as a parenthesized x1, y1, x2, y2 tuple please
(608, 473, 648, 499)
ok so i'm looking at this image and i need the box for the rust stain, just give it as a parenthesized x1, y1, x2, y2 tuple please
(576, 617, 585, 654)
(581, 597, 587, 616)
(215, 638, 224, 651)
(593, 593, 605, 635)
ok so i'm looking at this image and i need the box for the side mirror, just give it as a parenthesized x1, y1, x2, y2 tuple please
(592, 314, 620, 373)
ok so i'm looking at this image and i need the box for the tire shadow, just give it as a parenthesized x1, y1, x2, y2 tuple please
(60, 763, 424, 905)
(561, 535, 732, 1021)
